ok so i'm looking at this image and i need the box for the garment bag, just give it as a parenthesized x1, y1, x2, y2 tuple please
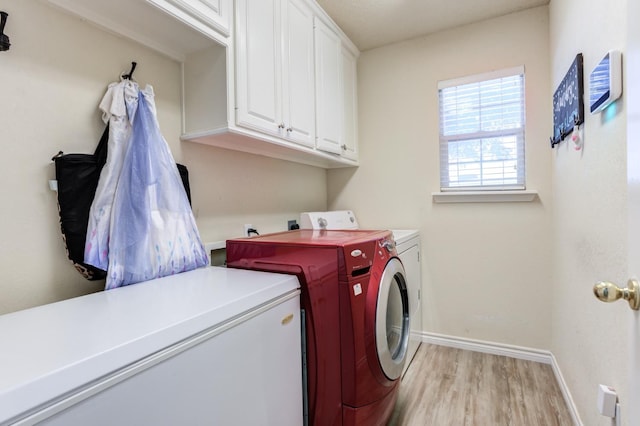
(106, 90, 208, 289)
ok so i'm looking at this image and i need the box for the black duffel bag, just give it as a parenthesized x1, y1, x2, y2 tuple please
(52, 125, 192, 281)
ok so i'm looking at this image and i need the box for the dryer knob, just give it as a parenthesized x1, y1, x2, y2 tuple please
(380, 240, 395, 252)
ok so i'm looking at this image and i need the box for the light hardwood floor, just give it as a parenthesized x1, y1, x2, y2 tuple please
(388, 344, 574, 425)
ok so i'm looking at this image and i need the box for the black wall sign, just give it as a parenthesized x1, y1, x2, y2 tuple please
(551, 53, 584, 148)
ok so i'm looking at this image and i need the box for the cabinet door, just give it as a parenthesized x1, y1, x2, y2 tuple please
(236, 0, 283, 135)
(281, 0, 316, 147)
(341, 46, 358, 160)
(170, 0, 232, 35)
(314, 17, 343, 155)
(147, 0, 231, 41)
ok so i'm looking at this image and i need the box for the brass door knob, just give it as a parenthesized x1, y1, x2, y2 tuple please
(593, 279, 640, 310)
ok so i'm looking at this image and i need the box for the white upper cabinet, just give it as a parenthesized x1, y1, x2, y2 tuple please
(281, 0, 316, 148)
(148, 0, 232, 39)
(46, 0, 232, 61)
(341, 46, 358, 161)
(46, 0, 359, 168)
(314, 18, 359, 159)
(235, 0, 282, 135)
(235, 0, 315, 148)
(314, 17, 343, 155)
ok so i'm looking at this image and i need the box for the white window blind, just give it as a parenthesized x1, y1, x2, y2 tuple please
(438, 67, 526, 191)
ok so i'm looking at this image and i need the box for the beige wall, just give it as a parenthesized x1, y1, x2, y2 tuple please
(0, 1, 326, 315)
(3, 1, 633, 422)
(328, 6, 553, 349)
(549, 0, 629, 424)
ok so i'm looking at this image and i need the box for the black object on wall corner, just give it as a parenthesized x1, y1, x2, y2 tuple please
(0, 12, 10, 52)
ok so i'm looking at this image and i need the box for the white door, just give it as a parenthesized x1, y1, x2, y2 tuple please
(281, 0, 315, 147)
(627, 0, 640, 420)
(235, 0, 283, 134)
(341, 45, 358, 160)
(314, 17, 343, 155)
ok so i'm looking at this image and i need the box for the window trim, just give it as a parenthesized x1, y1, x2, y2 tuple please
(432, 190, 538, 204)
(438, 66, 526, 192)
(437, 66, 525, 90)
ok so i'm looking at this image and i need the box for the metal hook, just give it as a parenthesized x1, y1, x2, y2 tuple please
(573, 114, 580, 126)
(122, 61, 137, 80)
(0, 11, 10, 52)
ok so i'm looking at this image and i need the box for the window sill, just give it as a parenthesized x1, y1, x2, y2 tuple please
(432, 190, 538, 203)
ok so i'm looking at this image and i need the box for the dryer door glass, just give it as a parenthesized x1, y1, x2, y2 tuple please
(375, 257, 410, 380)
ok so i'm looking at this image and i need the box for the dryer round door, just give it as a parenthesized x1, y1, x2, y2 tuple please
(375, 257, 410, 380)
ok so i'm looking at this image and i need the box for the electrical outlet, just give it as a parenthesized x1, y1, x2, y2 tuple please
(244, 224, 253, 237)
(616, 403, 622, 426)
(288, 220, 299, 230)
(597, 384, 617, 417)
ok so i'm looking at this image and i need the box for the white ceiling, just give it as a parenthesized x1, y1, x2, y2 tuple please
(315, 0, 549, 51)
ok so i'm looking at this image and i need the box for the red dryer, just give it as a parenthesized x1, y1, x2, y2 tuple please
(226, 229, 411, 426)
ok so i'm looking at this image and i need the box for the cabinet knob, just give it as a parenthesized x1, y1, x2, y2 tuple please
(286, 127, 293, 132)
(278, 123, 285, 129)
(341, 144, 347, 150)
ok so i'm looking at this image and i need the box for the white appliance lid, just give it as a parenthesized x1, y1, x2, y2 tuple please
(392, 229, 420, 246)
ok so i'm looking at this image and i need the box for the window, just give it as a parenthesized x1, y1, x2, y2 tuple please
(438, 66, 525, 191)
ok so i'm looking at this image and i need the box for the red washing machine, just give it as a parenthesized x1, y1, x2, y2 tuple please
(226, 229, 410, 426)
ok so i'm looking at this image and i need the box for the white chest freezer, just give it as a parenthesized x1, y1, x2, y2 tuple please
(0, 267, 302, 426)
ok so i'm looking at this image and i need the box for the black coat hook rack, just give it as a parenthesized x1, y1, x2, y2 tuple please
(122, 61, 137, 80)
(550, 114, 580, 148)
(0, 11, 10, 52)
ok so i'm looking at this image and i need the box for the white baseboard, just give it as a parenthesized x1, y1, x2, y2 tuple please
(420, 332, 583, 426)
(548, 352, 584, 426)
(421, 331, 552, 363)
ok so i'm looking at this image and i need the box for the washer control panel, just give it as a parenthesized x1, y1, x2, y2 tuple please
(300, 211, 359, 230)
